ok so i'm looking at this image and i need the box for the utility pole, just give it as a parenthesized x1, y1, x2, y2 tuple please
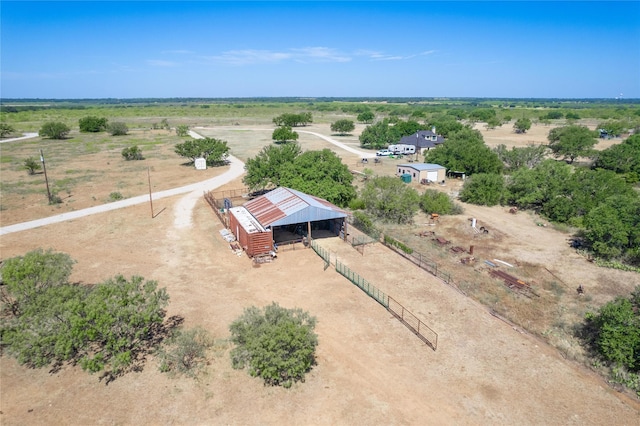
(148, 166, 154, 218)
(40, 149, 52, 203)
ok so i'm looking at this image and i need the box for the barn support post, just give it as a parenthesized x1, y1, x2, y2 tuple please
(343, 219, 347, 241)
(307, 221, 312, 245)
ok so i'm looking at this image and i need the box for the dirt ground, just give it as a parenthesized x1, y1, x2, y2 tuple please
(1, 122, 640, 424)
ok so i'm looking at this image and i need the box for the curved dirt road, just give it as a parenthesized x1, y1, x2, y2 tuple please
(0, 132, 39, 144)
(0, 131, 245, 236)
(0, 127, 369, 236)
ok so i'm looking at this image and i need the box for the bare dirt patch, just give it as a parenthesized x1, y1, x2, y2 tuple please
(2, 182, 639, 424)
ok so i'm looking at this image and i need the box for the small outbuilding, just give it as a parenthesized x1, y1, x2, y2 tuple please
(397, 163, 446, 184)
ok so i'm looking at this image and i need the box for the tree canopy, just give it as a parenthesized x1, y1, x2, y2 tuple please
(420, 189, 462, 215)
(230, 303, 318, 388)
(330, 119, 355, 135)
(174, 137, 230, 166)
(243, 143, 302, 191)
(459, 173, 506, 206)
(0, 249, 170, 381)
(547, 125, 598, 163)
(426, 117, 467, 138)
(593, 134, 640, 182)
(357, 110, 375, 124)
(272, 113, 312, 127)
(494, 144, 547, 171)
(79, 116, 108, 132)
(360, 176, 420, 224)
(1, 122, 16, 137)
(424, 128, 503, 175)
(280, 149, 356, 207)
(243, 145, 354, 206)
(513, 117, 532, 133)
(359, 118, 424, 150)
(272, 126, 299, 143)
(39, 121, 70, 139)
(583, 287, 640, 381)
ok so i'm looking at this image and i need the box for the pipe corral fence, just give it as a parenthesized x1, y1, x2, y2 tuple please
(312, 239, 438, 351)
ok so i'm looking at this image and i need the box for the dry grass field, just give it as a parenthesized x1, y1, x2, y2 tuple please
(1, 121, 639, 424)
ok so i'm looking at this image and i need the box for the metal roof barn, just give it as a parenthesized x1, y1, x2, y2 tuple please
(243, 187, 347, 228)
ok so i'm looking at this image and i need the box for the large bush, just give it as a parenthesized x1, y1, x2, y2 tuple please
(420, 189, 462, 215)
(582, 287, 640, 396)
(174, 137, 230, 166)
(0, 249, 170, 382)
(360, 176, 420, 224)
(230, 303, 318, 388)
(107, 122, 129, 136)
(79, 116, 108, 132)
(39, 121, 70, 139)
(157, 327, 213, 378)
(459, 173, 506, 206)
(424, 128, 502, 175)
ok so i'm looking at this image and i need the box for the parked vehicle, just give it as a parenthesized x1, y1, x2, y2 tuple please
(390, 144, 416, 155)
(376, 148, 392, 156)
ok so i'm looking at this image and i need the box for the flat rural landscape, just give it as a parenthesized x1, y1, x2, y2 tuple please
(1, 100, 639, 424)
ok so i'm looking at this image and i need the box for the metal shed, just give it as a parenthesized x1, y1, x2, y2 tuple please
(397, 163, 446, 184)
(242, 187, 348, 245)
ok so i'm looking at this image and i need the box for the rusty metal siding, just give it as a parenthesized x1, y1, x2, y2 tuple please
(244, 187, 347, 228)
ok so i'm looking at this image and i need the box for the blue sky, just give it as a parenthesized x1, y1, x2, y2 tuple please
(1, 1, 639, 99)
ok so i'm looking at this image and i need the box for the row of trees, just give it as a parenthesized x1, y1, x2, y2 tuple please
(39, 120, 130, 139)
(359, 118, 425, 149)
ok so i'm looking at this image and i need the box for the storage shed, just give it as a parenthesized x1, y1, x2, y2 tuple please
(397, 163, 446, 184)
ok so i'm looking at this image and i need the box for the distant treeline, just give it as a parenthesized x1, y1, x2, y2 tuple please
(2, 97, 639, 110)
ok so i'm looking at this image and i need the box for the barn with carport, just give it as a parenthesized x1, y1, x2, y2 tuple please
(228, 187, 348, 257)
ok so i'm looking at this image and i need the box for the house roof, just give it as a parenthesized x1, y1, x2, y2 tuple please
(398, 163, 446, 171)
(243, 187, 347, 228)
(399, 130, 445, 149)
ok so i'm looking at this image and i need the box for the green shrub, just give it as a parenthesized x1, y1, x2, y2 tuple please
(39, 121, 70, 139)
(79, 116, 108, 132)
(420, 189, 461, 215)
(582, 286, 640, 373)
(230, 303, 317, 388)
(107, 122, 129, 136)
(121, 145, 144, 161)
(22, 157, 42, 175)
(1, 250, 170, 382)
(108, 192, 124, 202)
(157, 327, 213, 378)
(383, 235, 413, 254)
(348, 198, 366, 211)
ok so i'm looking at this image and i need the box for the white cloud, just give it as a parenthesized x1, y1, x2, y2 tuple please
(290, 47, 351, 63)
(206, 49, 293, 65)
(146, 59, 179, 67)
(357, 49, 437, 61)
